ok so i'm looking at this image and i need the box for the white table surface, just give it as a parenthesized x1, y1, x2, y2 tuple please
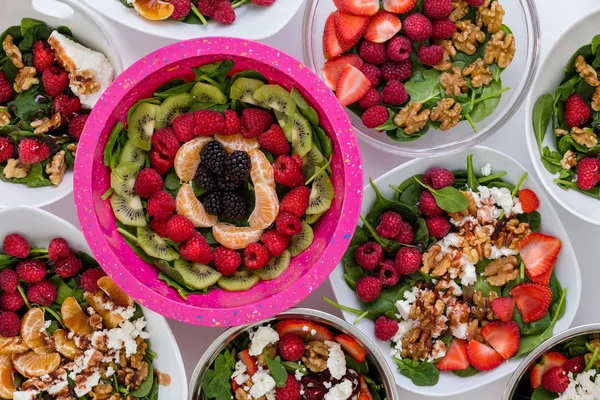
(44, 0, 600, 398)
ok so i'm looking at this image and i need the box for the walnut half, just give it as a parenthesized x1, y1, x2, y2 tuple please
(0, 109, 10, 127)
(440, 66, 468, 96)
(463, 58, 494, 88)
(71, 69, 101, 95)
(571, 127, 598, 148)
(431, 98, 462, 131)
(302, 341, 329, 373)
(433, 40, 457, 72)
(2, 35, 24, 68)
(3, 158, 29, 179)
(484, 31, 516, 68)
(575, 55, 600, 87)
(31, 113, 62, 134)
(394, 102, 430, 134)
(45, 150, 67, 186)
(560, 150, 578, 170)
(483, 255, 518, 286)
(14, 67, 39, 93)
(452, 21, 486, 56)
(476, 0, 505, 34)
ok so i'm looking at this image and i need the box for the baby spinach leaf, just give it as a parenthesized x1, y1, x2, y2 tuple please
(345, 355, 369, 375)
(265, 354, 288, 387)
(0, 26, 22, 50)
(533, 93, 554, 151)
(560, 336, 589, 358)
(158, 273, 189, 299)
(404, 69, 442, 106)
(130, 362, 154, 397)
(49, 275, 82, 305)
(154, 81, 195, 99)
(202, 349, 236, 400)
(230, 69, 268, 85)
(399, 182, 422, 209)
(55, 26, 73, 37)
(119, 0, 134, 7)
(517, 211, 541, 232)
(343, 226, 369, 287)
(531, 385, 558, 400)
(363, 282, 412, 321)
(452, 365, 479, 378)
(413, 218, 430, 248)
(0, 255, 17, 269)
(468, 79, 508, 123)
(365, 179, 417, 225)
(466, 153, 479, 190)
(394, 358, 439, 386)
(281, 361, 307, 375)
(540, 146, 563, 174)
(104, 122, 124, 167)
(192, 60, 234, 84)
(414, 178, 468, 213)
(18, 24, 52, 52)
(592, 34, 600, 55)
(7, 86, 51, 123)
(554, 75, 581, 104)
(314, 126, 333, 158)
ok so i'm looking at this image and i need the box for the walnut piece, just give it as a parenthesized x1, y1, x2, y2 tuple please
(2, 35, 24, 68)
(256, 343, 277, 367)
(433, 40, 457, 71)
(448, 191, 478, 222)
(90, 383, 114, 400)
(452, 21, 486, 56)
(46, 150, 67, 186)
(450, 0, 470, 22)
(593, 86, 600, 112)
(3, 158, 29, 179)
(431, 98, 462, 131)
(492, 218, 531, 250)
(575, 55, 600, 87)
(571, 127, 598, 148)
(555, 128, 569, 137)
(394, 102, 430, 134)
(0, 109, 9, 126)
(476, 0, 505, 33)
(14, 67, 39, 93)
(440, 66, 468, 96)
(471, 290, 499, 321)
(71, 69, 101, 95)
(463, 58, 494, 88)
(483, 255, 518, 286)
(302, 340, 329, 373)
(461, 224, 495, 263)
(31, 113, 62, 134)
(67, 143, 77, 157)
(560, 150, 578, 170)
(422, 244, 461, 277)
(484, 31, 516, 68)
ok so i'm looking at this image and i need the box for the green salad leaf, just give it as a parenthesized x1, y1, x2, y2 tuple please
(202, 349, 236, 400)
(394, 358, 439, 386)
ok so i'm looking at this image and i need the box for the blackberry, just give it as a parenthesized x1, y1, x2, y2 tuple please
(224, 150, 251, 182)
(221, 192, 247, 221)
(201, 191, 222, 215)
(217, 176, 241, 192)
(201, 141, 227, 174)
(194, 166, 217, 191)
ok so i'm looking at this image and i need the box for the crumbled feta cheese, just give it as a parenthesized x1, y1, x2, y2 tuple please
(113, 306, 136, 320)
(449, 280, 463, 296)
(265, 392, 276, 400)
(13, 391, 39, 400)
(250, 370, 276, 398)
(481, 163, 492, 177)
(477, 186, 514, 215)
(324, 379, 353, 400)
(323, 381, 332, 389)
(105, 366, 115, 378)
(450, 215, 477, 228)
(302, 326, 309, 332)
(558, 370, 600, 399)
(395, 299, 412, 320)
(325, 341, 347, 380)
(47, 380, 69, 395)
(74, 370, 101, 397)
(294, 369, 304, 381)
(311, 329, 317, 336)
(390, 320, 415, 358)
(489, 245, 518, 260)
(451, 323, 468, 339)
(442, 233, 463, 248)
(106, 317, 151, 357)
(41, 320, 51, 333)
(512, 198, 523, 214)
(459, 260, 477, 286)
(249, 326, 279, 356)
(232, 360, 250, 385)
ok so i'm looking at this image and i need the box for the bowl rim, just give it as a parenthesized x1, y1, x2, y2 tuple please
(73, 37, 363, 326)
(524, 6, 600, 226)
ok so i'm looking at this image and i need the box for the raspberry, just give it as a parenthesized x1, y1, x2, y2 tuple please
(0, 270, 18, 293)
(395, 221, 414, 244)
(213, 246, 242, 276)
(417, 44, 444, 66)
(358, 88, 381, 110)
(423, 0, 452, 19)
(403, 13, 432, 42)
(213, 0, 236, 24)
(19, 139, 51, 164)
(376, 211, 403, 238)
(16, 259, 46, 283)
(68, 114, 88, 140)
(27, 280, 57, 306)
(280, 186, 310, 217)
(0, 311, 20, 337)
(172, 112, 196, 142)
(382, 80, 408, 105)
(261, 230, 291, 257)
(276, 212, 303, 236)
(431, 18, 457, 40)
(79, 268, 106, 293)
(33, 41, 55, 72)
(221, 192, 248, 220)
(240, 108, 273, 138)
(563, 356, 586, 374)
(150, 149, 174, 175)
(354, 241, 383, 270)
(147, 191, 176, 222)
(258, 124, 290, 156)
(48, 237, 70, 261)
(0, 73, 13, 103)
(273, 155, 305, 188)
(134, 168, 164, 199)
(359, 40, 388, 65)
(278, 333, 305, 362)
(564, 93, 591, 128)
(374, 316, 399, 341)
(291, 154, 303, 168)
(3, 233, 30, 258)
(0, 292, 24, 312)
(222, 109, 241, 136)
(423, 167, 454, 189)
(0, 137, 14, 163)
(179, 232, 213, 264)
(167, 215, 195, 242)
(576, 157, 600, 190)
(152, 127, 180, 159)
(150, 218, 170, 237)
(54, 254, 83, 278)
(197, 0, 216, 17)
(201, 141, 228, 174)
(381, 60, 412, 82)
(193, 110, 225, 136)
(356, 276, 382, 303)
(170, 0, 191, 19)
(243, 243, 272, 270)
(394, 247, 422, 274)
(275, 374, 301, 400)
(53, 94, 81, 122)
(42, 66, 69, 97)
(387, 35, 412, 62)
(360, 63, 382, 88)
(464, 0, 484, 5)
(541, 366, 569, 394)
(379, 259, 400, 286)
(362, 105, 389, 129)
(224, 150, 251, 182)
(419, 190, 443, 216)
(426, 215, 451, 238)
(252, 0, 275, 4)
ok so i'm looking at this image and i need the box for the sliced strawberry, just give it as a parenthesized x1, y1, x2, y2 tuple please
(364, 11, 402, 43)
(275, 320, 334, 342)
(382, 0, 416, 13)
(332, 0, 379, 17)
(323, 12, 343, 60)
(530, 265, 553, 286)
(467, 340, 504, 371)
(322, 54, 364, 90)
(490, 297, 515, 322)
(510, 282, 553, 323)
(334, 11, 369, 51)
(238, 349, 258, 376)
(530, 352, 568, 389)
(519, 189, 540, 213)
(480, 321, 520, 359)
(336, 64, 371, 106)
(518, 232, 561, 279)
(358, 376, 374, 400)
(435, 338, 469, 371)
(335, 334, 367, 363)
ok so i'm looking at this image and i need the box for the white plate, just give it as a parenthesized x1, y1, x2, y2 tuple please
(328, 146, 581, 397)
(525, 7, 600, 225)
(0, 0, 123, 208)
(0, 206, 187, 399)
(81, 0, 306, 41)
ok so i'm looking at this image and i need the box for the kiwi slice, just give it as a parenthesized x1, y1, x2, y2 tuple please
(304, 211, 324, 225)
(274, 110, 294, 141)
(230, 77, 264, 104)
(155, 93, 192, 130)
(190, 82, 227, 104)
(110, 162, 140, 201)
(128, 102, 159, 151)
(217, 270, 260, 291)
(255, 250, 291, 281)
(290, 223, 314, 257)
(253, 84, 297, 116)
(307, 171, 334, 215)
(119, 141, 147, 169)
(137, 227, 179, 261)
(301, 146, 326, 178)
(291, 112, 313, 157)
(110, 194, 146, 227)
(173, 259, 221, 290)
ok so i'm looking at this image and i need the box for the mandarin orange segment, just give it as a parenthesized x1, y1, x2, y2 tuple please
(97, 276, 134, 308)
(212, 223, 263, 250)
(215, 134, 259, 153)
(84, 292, 124, 329)
(132, 0, 174, 20)
(0, 355, 15, 399)
(12, 352, 60, 378)
(176, 184, 218, 228)
(52, 329, 80, 360)
(174, 137, 213, 182)
(0, 337, 28, 355)
(20, 308, 50, 354)
(248, 182, 279, 230)
(61, 297, 93, 336)
(249, 149, 275, 189)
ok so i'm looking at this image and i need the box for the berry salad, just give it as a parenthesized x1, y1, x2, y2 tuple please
(103, 60, 335, 298)
(532, 34, 600, 199)
(201, 319, 387, 400)
(329, 155, 566, 386)
(0, 18, 115, 188)
(321, 0, 514, 141)
(0, 233, 161, 399)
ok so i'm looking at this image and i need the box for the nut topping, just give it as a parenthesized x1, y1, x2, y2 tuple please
(46, 150, 67, 186)
(452, 21, 486, 56)
(302, 340, 329, 373)
(575, 55, 600, 87)
(483, 255, 518, 286)
(463, 58, 494, 88)
(2, 35, 24, 68)
(476, 0, 505, 34)
(560, 150, 577, 170)
(14, 67, 40, 93)
(484, 31, 516, 68)
(571, 127, 598, 148)
(440, 66, 468, 96)
(433, 40, 457, 72)
(393, 102, 430, 134)
(431, 98, 462, 131)
(31, 113, 62, 134)
(3, 158, 30, 179)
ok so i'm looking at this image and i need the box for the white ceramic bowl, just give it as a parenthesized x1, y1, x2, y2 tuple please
(525, 7, 600, 226)
(0, 206, 187, 399)
(0, 0, 123, 208)
(328, 145, 581, 397)
(82, 0, 306, 41)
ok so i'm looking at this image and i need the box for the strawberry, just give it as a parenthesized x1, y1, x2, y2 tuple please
(435, 338, 469, 371)
(530, 266, 553, 286)
(518, 232, 561, 280)
(510, 282, 553, 323)
(518, 189, 540, 213)
(276, 320, 334, 342)
(383, 0, 416, 13)
(238, 349, 258, 376)
(358, 376, 374, 400)
(530, 352, 568, 389)
(332, 0, 379, 17)
(541, 366, 570, 394)
(480, 321, 520, 359)
(335, 334, 367, 363)
(336, 64, 371, 106)
(467, 340, 504, 371)
(364, 11, 402, 43)
(323, 12, 343, 60)
(323, 54, 364, 90)
(334, 11, 369, 51)
(490, 297, 515, 322)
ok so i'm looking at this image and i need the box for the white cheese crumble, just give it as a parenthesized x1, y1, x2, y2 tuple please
(558, 370, 600, 399)
(232, 360, 250, 385)
(324, 341, 347, 380)
(481, 163, 492, 177)
(248, 326, 279, 356)
(459, 260, 477, 286)
(324, 379, 353, 400)
(13, 391, 38, 400)
(294, 369, 304, 381)
(390, 320, 415, 358)
(451, 322, 468, 339)
(249, 370, 276, 398)
(489, 245, 519, 260)
(74, 370, 101, 397)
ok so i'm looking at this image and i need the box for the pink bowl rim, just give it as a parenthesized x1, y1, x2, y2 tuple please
(73, 37, 362, 326)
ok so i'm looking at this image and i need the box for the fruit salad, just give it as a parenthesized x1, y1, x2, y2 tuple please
(0, 18, 115, 188)
(103, 60, 335, 298)
(532, 34, 600, 199)
(321, 0, 514, 141)
(328, 155, 566, 386)
(0, 233, 161, 399)
(201, 319, 387, 400)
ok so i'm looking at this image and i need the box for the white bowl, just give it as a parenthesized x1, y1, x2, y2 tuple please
(328, 145, 581, 397)
(525, 7, 600, 226)
(0, 206, 187, 399)
(82, 0, 306, 41)
(0, 0, 123, 208)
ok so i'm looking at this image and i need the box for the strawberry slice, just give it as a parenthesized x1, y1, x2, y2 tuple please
(490, 297, 515, 322)
(275, 320, 334, 342)
(364, 11, 402, 43)
(435, 338, 469, 371)
(518, 232, 561, 279)
(510, 282, 553, 323)
(382, 0, 416, 13)
(336, 64, 371, 106)
(519, 189, 540, 213)
(335, 334, 367, 363)
(334, 11, 369, 51)
(530, 352, 568, 389)
(480, 321, 520, 359)
(467, 340, 504, 371)
(530, 265, 553, 286)
(238, 349, 258, 376)
(332, 0, 379, 17)
(323, 54, 364, 90)
(323, 12, 343, 60)
(358, 376, 374, 400)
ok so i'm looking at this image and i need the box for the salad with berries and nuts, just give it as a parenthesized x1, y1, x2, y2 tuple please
(327, 155, 567, 386)
(0, 18, 115, 188)
(321, 0, 514, 141)
(0, 233, 162, 399)
(103, 60, 335, 298)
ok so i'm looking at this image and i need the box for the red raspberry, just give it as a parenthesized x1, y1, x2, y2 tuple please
(359, 40, 388, 65)
(419, 190, 443, 216)
(197, 0, 216, 18)
(356, 276, 382, 302)
(358, 88, 381, 110)
(354, 241, 383, 270)
(276, 212, 303, 236)
(252, 0, 275, 5)
(278, 333, 305, 362)
(53, 94, 81, 122)
(149, 218, 170, 237)
(213, 246, 242, 276)
(403, 13, 432, 42)
(213, 0, 236, 24)
(258, 124, 290, 156)
(179, 231, 213, 264)
(464, 0, 484, 5)
(577, 157, 600, 190)
(147, 191, 176, 222)
(431, 18, 457, 40)
(423, 167, 454, 189)
(423, 0, 452, 19)
(0, 72, 14, 103)
(379, 259, 400, 286)
(48, 238, 70, 261)
(0, 292, 24, 312)
(16, 259, 46, 283)
(273, 155, 305, 188)
(240, 108, 274, 138)
(374, 316, 399, 341)
(193, 110, 225, 136)
(376, 211, 403, 238)
(395, 221, 414, 244)
(150, 149, 174, 175)
(3, 233, 30, 258)
(362, 105, 389, 129)
(381, 60, 412, 82)
(564, 93, 591, 128)
(172, 113, 196, 142)
(417, 44, 444, 66)
(360, 63, 382, 87)
(426, 215, 451, 238)
(0, 137, 14, 163)
(0, 311, 20, 337)
(394, 247, 422, 274)
(280, 186, 310, 217)
(222, 109, 241, 136)
(563, 356, 586, 374)
(170, 0, 191, 19)
(27, 280, 57, 306)
(382, 80, 408, 105)
(79, 268, 106, 293)
(68, 114, 88, 140)
(0, 270, 18, 293)
(167, 215, 195, 242)
(261, 230, 291, 257)
(19, 139, 50, 164)
(387, 35, 412, 62)
(541, 366, 569, 394)
(134, 168, 164, 199)
(152, 127, 180, 158)
(33, 41, 55, 72)
(275, 374, 301, 400)
(42, 66, 69, 97)
(54, 254, 83, 278)
(291, 154, 303, 168)
(244, 243, 272, 270)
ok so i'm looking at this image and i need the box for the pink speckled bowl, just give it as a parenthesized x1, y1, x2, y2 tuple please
(73, 38, 362, 327)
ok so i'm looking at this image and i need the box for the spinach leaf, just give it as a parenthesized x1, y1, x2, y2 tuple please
(468, 78, 506, 122)
(394, 358, 439, 386)
(342, 227, 369, 288)
(414, 178, 469, 213)
(560, 336, 589, 358)
(130, 362, 154, 397)
(473, 259, 500, 297)
(202, 349, 236, 400)
(533, 93, 554, 151)
(0, 255, 17, 269)
(314, 126, 333, 158)
(399, 182, 422, 209)
(404, 68, 442, 106)
(345, 354, 369, 375)
(517, 211, 541, 232)
(413, 218, 430, 248)
(0, 162, 53, 187)
(452, 365, 479, 378)
(49, 275, 84, 305)
(265, 354, 288, 387)
(466, 153, 479, 190)
(18, 24, 52, 52)
(7, 86, 51, 123)
(365, 179, 417, 225)
(230, 70, 268, 84)
(540, 146, 563, 174)
(362, 282, 412, 321)
(154, 81, 195, 99)
(531, 385, 558, 400)
(158, 272, 190, 300)
(592, 34, 600, 55)
(104, 122, 124, 167)
(281, 361, 308, 375)
(192, 60, 234, 86)
(554, 75, 581, 104)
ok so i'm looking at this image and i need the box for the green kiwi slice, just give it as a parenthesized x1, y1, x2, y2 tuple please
(307, 171, 334, 215)
(119, 141, 147, 169)
(155, 93, 192, 130)
(190, 82, 227, 104)
(137, 227, 179, 261)
(301, 146, 326, 178)
(110, 162, 140, 201)
(255, 250, 291, 281)
(275, 110, 294, 141)
(230, 77, 264, 104)
(304, 211, 325, 225)
(128, 102, 159, 151)
(291, 112, 313, 158)
(253, 84, 297, 116)
(173, 259, 222, 290)
(110, 194, 146, 227)
(289, 223, 314, 257)
(217, 270, 260, 291)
